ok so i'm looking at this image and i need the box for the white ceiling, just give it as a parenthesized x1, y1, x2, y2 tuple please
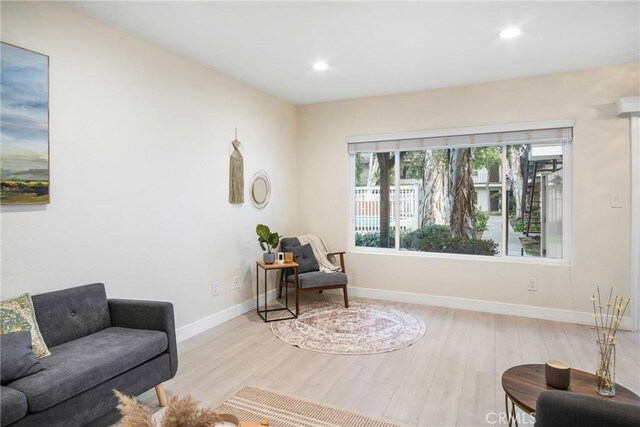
(67, 1, 639, 105)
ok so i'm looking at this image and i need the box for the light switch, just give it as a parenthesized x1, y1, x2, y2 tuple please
(611, 193, 622, 208)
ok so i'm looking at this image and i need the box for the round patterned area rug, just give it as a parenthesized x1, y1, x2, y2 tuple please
(270, 301, 426, 355)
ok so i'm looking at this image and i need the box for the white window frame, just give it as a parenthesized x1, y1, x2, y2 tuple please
(347, 119, 574, 266)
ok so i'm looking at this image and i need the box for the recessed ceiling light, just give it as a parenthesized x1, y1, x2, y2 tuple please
(498, 27, 522, 39)
(313, 61, 329, 71)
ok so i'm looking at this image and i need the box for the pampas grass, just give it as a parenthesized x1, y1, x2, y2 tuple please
(115, 390, 224, 427)
(114, 390, 154, 427)
(161, 394, 224, 427)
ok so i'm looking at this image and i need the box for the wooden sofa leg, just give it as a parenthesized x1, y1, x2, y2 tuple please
(343, 286, 349, 308)
(155, 384, 167, 407)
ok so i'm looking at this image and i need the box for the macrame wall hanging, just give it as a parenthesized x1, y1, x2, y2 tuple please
(228, 128, 244, 204)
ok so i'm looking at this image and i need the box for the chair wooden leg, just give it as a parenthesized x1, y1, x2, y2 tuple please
(343, 286, 349, 308)
(155, 384, 167, 407)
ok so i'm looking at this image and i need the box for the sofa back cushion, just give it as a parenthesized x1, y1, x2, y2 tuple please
(289, 244, 320, 273)
(280, 237, 301, 252)
(31, 283, 111, 348)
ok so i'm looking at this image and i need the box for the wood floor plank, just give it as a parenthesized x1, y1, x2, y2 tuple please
(128, 295, 639, 427)
(540, 319, 581, 365)
(456, 370, 496, 426)
(494, 313, 524, 421)
(322, 363, 379, 409)
(516, 317, 550, 365)
(294, 354, 358, 401)
(466, 312, 496, 375)
(350, 380, 398, 419)
(417, 309, 475, 426)
(383, 308, 457, 424)
(559, 321, 596, 372)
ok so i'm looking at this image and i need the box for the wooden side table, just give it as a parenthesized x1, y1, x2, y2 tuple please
(502, 364, 640, 426)
(256, 261, 299, 322)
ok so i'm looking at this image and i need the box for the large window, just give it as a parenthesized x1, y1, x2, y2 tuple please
(350, 124, 571, 261)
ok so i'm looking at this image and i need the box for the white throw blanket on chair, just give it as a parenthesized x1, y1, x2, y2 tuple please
(297, 233, 341, 273)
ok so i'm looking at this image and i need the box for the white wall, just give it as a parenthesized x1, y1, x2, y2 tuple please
(297, 63, 639, 319)
(2, 2, 638, 331)
(0, 2, 298, 329)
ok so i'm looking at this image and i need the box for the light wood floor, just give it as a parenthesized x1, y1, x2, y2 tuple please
(137, 293, 640, 427)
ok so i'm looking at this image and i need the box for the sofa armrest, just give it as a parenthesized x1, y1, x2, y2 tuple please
(108, 299, 178, 378)
(1, 386, 27, 427)
(535, 391, 640, 427)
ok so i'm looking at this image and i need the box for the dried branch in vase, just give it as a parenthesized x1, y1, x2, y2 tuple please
(590, 286, 631, 396)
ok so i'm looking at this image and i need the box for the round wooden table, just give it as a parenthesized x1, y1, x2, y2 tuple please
(501, 364, 640, 426)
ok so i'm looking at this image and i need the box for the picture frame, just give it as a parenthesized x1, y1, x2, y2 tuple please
(0, 42, 50, 205)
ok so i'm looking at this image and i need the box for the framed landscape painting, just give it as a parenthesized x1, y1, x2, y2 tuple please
(1, 42, 50, 205)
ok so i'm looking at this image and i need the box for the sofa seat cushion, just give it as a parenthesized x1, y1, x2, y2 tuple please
(1, 386, 27, 427)
(8, 327, 168, 412)
(288, 271, 348, 289)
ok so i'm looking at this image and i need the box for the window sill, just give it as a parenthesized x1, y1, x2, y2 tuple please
(348, 246, 571, 267)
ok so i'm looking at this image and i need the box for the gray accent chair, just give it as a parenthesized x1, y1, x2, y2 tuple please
(535, 391, 640, 427)
(1, 283, 177, 427)
(279, 237, 349, 313)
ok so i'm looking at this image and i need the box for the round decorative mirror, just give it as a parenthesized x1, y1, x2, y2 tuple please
(250, 171, 271, 209)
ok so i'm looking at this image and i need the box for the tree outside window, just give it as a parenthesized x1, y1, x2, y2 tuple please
(353, 141, 565, 259)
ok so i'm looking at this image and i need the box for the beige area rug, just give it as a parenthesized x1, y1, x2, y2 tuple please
(214, 386, 399, 427)
(270, 301, 426, 355)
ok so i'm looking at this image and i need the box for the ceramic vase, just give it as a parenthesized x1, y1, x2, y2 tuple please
(263, 253, 276, 264)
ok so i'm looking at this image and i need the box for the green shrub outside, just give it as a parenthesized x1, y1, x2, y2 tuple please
(510, 219, 525, 233)
(356, 224, 498, 256)
(475, 210, 489, 233)
(403, 225, 498, 255)
(413, 234, 498, 255)
(355, 231, 393, 248)
(401, 224, 450, 249)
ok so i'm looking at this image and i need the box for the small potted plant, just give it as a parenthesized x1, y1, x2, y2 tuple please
(256, 224, 280, 264)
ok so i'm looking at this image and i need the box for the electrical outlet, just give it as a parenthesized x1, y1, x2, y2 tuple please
(212, 280, 220, 296)
(527, 277, 538, 292)
(611, 193, 622, 208)
(233, 276, 239, 290)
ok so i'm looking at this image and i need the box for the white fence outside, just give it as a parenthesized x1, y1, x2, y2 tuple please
(355, 185, 421, 232)
(472, 167, 503, 185)
(472, 169, 489, 184)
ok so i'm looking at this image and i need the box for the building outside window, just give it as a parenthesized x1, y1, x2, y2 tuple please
(349, 124, 571, 261)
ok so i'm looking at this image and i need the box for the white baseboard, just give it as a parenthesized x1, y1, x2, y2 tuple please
(176, 289, 279, 342)
(349, 286, 633, 330)
(176, 286, 633, 343)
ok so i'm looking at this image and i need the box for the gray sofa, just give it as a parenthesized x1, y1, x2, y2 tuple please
(1, 283, 177, 427)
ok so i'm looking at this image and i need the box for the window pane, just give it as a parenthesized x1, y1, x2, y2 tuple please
(354, 152, 395, 248)
(473, 146, 503, 256)
(398, 147, 501, 256)
(506, 143, 563, 259)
